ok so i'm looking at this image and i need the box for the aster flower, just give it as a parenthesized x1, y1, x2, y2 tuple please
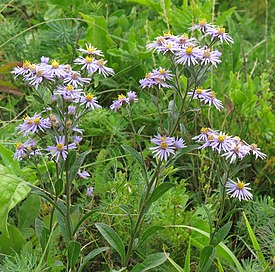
(45, 60, 67, 78)
(200, 91, 224, 111)
(127, 91, 138, 103)
(17, 113, 51, 136)
(64, 71, 91, 88)
(205, 26, 234, 45)
(74, 56, 96, 73)
(80, 93, 101, 109)
(67, 105, 77, 115)
(86, 186, 94, 197)
(78, 170, 90, 179)
(54, 84, 83, 101)
(110, 100, 123, 112)
(173, 137, 186, 149)
(151, 67, 174, 81)
(157, 41, 179, 54)
(27, 68, 53, 89)
(222, 142, 250, 164)
(40, 56, 50, 65)
(46, 136, 76, 162)
(146, 35, 178, 53)
(12, 61, 32, 78)
(176, 45, 201, 66)
(199, 47, 222, 67)
(249, 143, 267, 159)
(199, 133, 216, 149)
(78, 43, 104, 56)
(210, 131, 234, 153)
(190, 18, 214, 33)
(187, 87, 211, 100)
(192, 127, 214, 142)
(92, 59, 115, 77)
(174, 34, 198, 48)
(149, 134, 175, 161)
(74, 135, 83, 144)
(225, 178, 253, 201)
(13, 141, 28, 160)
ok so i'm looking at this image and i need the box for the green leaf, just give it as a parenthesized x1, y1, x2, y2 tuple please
(198, 245, 216, 272)
(243, 212, 270, 272)
(184, 236, 191, 272)
(211, 222, 232, 247)
(68, 241, 81, 269)
(147, 183, 176, 204)
(18, 194, 40, 230)
(55, 178, 64, 196)
(95, 223, 125, 264)
(68, 150, 91, 183)
(0, 173, 30, 237)
(0, 144, 21, 175)
(78, 247, 109, 272)
(35, 218, 50, 251)
(131, 253, 167, 272)
(138, 225, 165, 247)
(122, 145, 144, 168)
(164, 251, 184, 272)
(56, 200, 70, 242)
(33, 94, 45, 105)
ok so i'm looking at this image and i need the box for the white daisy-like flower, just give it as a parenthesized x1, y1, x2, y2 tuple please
(78, 43, 104, 56)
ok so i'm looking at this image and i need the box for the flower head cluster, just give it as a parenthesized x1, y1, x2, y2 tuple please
(110, 91, 138, 112)
(74, 43, 114, 77)
(139, 67, 174, 89)
(13, 139, 40, 160)
(187, 87, 223, 111)
(225, 178, 253, 201)
(149, 134, 186, 161)
(193, 128, 266, 163)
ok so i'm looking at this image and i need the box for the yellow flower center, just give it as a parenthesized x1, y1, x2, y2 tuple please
(33, 118, 41, 124)
(66, 120, 72, 128)
(161, 136, 167, 141)
(203, 49, 211, 58)
(179, 34, 188, 44)
(36, 70, 43, 77)
(236, 181, 245, 190)
(250, 143, 257, 150)
(145, 73, 152, 79)
(199, 18, 207, 26)
(66, 85, 74, 92)
(217, 27, 225, 34)
(208, 134, 215, 141)
(27, 146, 32, 152)
(218, 135, 226, 142)
(87, 46, 95, 53)
(155, 78, 163, 83)
(166, 43, 172, 49)
(23, 61, 30, 69)
(196, 88, 203, 94)
(185, 46, 193, 55)
(118, 94, 126, 100)
(24, 116, 33, 125)
(85, 56, 93, 63)
(56, 143, 64, 151)
(160, 141, 168, 149)
(72, 72, 78, 79)
(164, 32, 171, 37)
(29, 64, 36, 71)
(51, 60, 59, 68)
(86, 93, 94, 101)
(200, 127, 209, 134)
(97, 59, 105, 67)
(234, 145, 239, 153)
(159, 69, 166, 75)
(16, 142, 23, 149)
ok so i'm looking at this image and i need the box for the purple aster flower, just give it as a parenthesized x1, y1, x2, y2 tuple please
(86, 186, 94, 197)
(74, 56, 96, 72)
(78, 170, 90, 179)
(173, 137, 186, 149)
(27, 67, 53, 89)
(205, 26, 234, 45)
(199, 48, 222, 67)
(67, 105, 77, 115)
(222, 143, 250, 164)
(198, 133, 216, 149)
(190, 19, 214, 33)
(46, 136, 76, 162)
(127, 91, 138, 103)
(17, 113, 51, 136)
(151, 67, 174, 81)
(80, 93, 102, 109)
(13, 141, 28, 160)
(54, 84, 83, 101)
(40, 56, 50, 65)
(110, 100, 123, 112)
(225, 178, 253, 201)
(188, 87, 211, 100)
(45, 60, 67, 78)
(249, 143, 267, 159)
(93, 59, 115, 77)
(64, 71, 91, 88)
(176, 45, 201, 66)
(192, 127, 214, 142)
(78, 43, 104, 56)
(149, 134, 175, 161)
(210, 131, 234, 153)
(174, 34, 198, 48)
(200, 91, 224, 111)
(11, 61, 32, 78)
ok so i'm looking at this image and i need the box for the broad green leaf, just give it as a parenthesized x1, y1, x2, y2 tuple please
(68, 150, 91, 183)
(131, 253, 167, 272)
(169, 225, 244, 272)
(78, 247, 109, 272)
(56, 200, 70, 242)
(95, 223, 125, 264)
(122, 145, 144, 168)
(147, 183, 176, 204)
(55, 178, 64, 196)
(198, 245, 216, 272)
(243, 212, 270, 272)
(0, 225, 26, 255)
(164, 251, 184, 272)
(184, 236, 191, 272)
(35, 218, 50, 251)
(0, 172, 30, 237)
(18, 194, 40, 230)
(0, 144, 21, 175)
(211, 222, 232, 247)
(138, 225, 165, 247)
(68, 241, 81, 269)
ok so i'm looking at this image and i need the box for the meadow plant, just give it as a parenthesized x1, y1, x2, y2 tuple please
(10, 18, 268, 271)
